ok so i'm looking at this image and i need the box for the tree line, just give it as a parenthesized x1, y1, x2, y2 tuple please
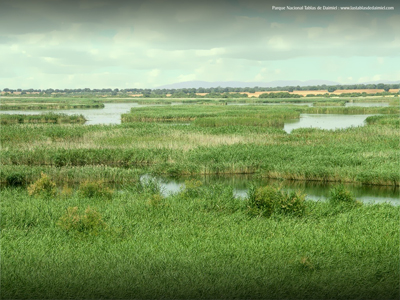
(2, 83, 398, 96)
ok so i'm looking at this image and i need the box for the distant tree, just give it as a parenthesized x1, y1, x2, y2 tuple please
(327, 86, 337, 92)
(383, 85, 390, 92)
(377, 83, 385, 89)
(287, 87, 294, 92)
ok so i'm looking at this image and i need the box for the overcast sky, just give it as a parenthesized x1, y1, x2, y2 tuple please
(1, 0, 399, 89)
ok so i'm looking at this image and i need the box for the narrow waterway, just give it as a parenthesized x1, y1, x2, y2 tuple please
(141, 175, 400, 206)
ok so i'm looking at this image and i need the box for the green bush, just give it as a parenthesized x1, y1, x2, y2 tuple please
(276, 190, 306, 217)
(328, 184, 362, 211)
(27, 172, 57, 198)
(6, 173, 26, 186)
(78, 180, 114, 199)
(247, 185, 306, 217)
(57, 206, 106, 234)
(247, 185, 281, 217)
(329, 184, 356, 204)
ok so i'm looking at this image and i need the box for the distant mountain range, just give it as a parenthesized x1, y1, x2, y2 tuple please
(156, 80, 399, 89)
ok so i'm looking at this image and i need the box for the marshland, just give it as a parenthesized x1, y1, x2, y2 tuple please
(1, 94, 399, 299)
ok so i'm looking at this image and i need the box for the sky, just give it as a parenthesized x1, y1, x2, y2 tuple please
(0, 0, 399, 89)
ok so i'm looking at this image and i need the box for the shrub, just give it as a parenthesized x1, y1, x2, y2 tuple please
(247, 185, 306, 217)
(60, 184, 73, 198)
(329, 184, 357, 205)
(6, 173, 26, 186)
(328, 184, 362, 211)
(247, 185, 282, 217)
(27, 172, 57, 198)
(57, 206, 106, 234)
(78, 180, 113, 199)
(276, 190, 306, 217)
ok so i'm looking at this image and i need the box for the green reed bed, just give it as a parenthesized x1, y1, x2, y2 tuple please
(121, 105, 300, 123)
(313, 101, 346, 107)
(1, 111, 399, 185)
(365, 115, 400, 127)
(1, 181, 398, 299)
(0, 98, 104, 110)
(0, 165, 142, 185)
(351, 96, 397, 103)
(0, 113, 86, 125)
(303, 106, 399, 114)
(193, 116, 285, 127)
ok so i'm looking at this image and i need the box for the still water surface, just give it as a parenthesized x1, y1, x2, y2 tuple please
(141, 175, 399, 206)
(1, 103, 379, 131)
(283, 114, 373, 133)
(0, 103, 148, 125)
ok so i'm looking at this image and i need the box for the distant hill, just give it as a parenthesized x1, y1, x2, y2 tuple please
(155, 80, 399, 89)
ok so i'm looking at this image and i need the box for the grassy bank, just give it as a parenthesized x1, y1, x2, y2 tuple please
(1, 182, 398, 299)
(0, 113, 86, 125)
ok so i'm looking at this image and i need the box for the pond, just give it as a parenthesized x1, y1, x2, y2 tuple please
(141, 174, 400, 206)
(0, 103, 161, 125)
(283, 114, 373, 133)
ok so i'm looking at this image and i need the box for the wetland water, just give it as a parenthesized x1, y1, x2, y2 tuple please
(0, 103, 145, 125)
(2, 102, 397, 204)
(141, 175, 399, 206)
(283, 114, 374, 133)
(1, 102, 382, 131)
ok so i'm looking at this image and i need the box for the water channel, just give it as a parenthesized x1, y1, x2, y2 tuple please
(0, 102, 389, 128)
(141, 175, 399, 206)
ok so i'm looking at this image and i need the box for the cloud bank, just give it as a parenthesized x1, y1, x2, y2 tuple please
(1, 0, 399, 88)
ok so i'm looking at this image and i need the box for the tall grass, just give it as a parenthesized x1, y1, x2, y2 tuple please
(1, 105, 399, 186)
(1, 184, 398, 299)
(0, 113, 86, 125)
(0, 98, 104, 110)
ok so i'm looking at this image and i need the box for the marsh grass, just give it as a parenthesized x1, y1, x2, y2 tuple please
(0, 98, 104, 110)
(313, 101, 346, 106)
(1, 104, 399, 186)
(1, 184, 398, 299)
(0, 113, 86, 124)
